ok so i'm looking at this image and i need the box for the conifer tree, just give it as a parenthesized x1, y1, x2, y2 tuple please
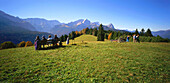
(97, 24, 104, 41)
(117, 31, 121, 37)
(60, 35, 64, 42)
(105, 33, 108, 39)
(113, 31, 118, 40)
(63, 34, 68, 41)
(135, 29, 139, 35)
(69, 33, 71, 39)
(89, 28, 93, 35)
(71, 31, 76, 40)
(85, 27, 90, 34)
(145, 28, 153, 37)
(93, 28, 98, 36)
(140, 28, 145, 36)
(111, 31, 114, 39)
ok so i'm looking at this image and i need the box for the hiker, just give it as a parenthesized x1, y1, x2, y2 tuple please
(35, 36, 41, 50)
(126, 35, 129, 42)
(66, 37, 69, 45)
(133, 34, 136, 43)
(53, 35, 59, 46)
(136, 34, 140, 43)
(47, 35, 53, 46)
(41, 35, 47, 48)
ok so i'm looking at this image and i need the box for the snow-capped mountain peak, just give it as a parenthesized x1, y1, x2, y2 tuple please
(107, 23, 114, 29)
(82, 19, 91, 25)
(91, 22, 100, 26)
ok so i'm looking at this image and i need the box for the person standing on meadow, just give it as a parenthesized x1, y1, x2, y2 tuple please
(66, 37, 69, 45)
(126, 35, 130, 42)
(133, 34, 136, 43)
(53, 35, 59, 46)
(136, 34, 140, 43)
(35, 36, 41, 50)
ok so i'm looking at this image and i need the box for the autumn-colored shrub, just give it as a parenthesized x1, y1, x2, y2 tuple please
(75, 31, 78, 35)
(25, 41, 33, 47)
(1, 41, 16, 49)
(108, 33, 112, 40)
(18, 41, 26, 47)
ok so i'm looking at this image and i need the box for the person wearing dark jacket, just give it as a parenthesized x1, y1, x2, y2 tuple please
(136, 35, 140, 43)
(35, 36, 41, 50)
(53, 35, 59, 46)
(41, 35, 47, 48)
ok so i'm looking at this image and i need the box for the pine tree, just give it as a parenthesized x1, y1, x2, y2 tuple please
(105, 33, 108, 39)
(93, 28, 98, 36)
(69, 33, 71, 39)
(140, 28, 145, 36)
(60, 35, 64, 42)
(97, 24, 104, 41)
(71, 31, 76, 40)
(85, 27, 90, 34)
(135, 29, 139, 35)
(113, 31, 118, 40)
(63, 34, 68, 41)
(89, 28, 93, 35)
(111, 31, 114, 39)
(117, 31, 121, 37)
(145, 28, 153, 37)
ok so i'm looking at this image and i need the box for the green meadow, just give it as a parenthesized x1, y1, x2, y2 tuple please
(0, 35, 169, 82)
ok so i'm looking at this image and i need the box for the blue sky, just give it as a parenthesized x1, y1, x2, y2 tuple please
(0, 0, 170, 31)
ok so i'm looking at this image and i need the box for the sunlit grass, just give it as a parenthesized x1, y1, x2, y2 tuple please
(0, 35, 169, 82)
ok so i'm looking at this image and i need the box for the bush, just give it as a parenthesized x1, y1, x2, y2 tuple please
(129, 37, 133, 42)
(1, 41, 16, 49)
(25, 41, 33, 47)
(119, 34, 127, 39)
(162, 38, 170, 42)
(138, 36, 170, 42)
(18, 41, 26, 47)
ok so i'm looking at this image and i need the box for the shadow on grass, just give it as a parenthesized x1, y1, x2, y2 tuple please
(38, 46, 68, 50)
(71, 44, 77, 45)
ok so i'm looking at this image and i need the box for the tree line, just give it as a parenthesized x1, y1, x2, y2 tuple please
(1, 24, 170, 49)
(76, 24, 170, 42)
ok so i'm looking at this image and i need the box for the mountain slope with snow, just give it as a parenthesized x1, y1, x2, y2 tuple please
(50, 19, 115, 36)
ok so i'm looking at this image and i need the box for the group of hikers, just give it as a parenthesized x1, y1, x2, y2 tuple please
(34, 35, 69, 50)
(126, 34, 140, 43)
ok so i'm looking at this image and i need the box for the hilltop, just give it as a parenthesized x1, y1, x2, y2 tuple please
(0, 35, 169, 82)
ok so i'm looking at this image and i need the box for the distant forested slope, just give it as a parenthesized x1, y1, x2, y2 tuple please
(0, 10, 53, 44)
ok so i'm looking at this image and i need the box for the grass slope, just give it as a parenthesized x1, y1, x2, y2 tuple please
(74, 35, 97, 42)
(0, 35, 169, 82)
(67, 35, 97, 45)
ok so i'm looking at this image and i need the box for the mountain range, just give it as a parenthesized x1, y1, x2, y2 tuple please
(0, 10, 170, 44)
(0, 10, 53, 44)
(23, 18, 60, 32)
(24, 18, 116, 36)
(152, 30, 170, 39)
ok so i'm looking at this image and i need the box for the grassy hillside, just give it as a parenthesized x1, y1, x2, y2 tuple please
(0, 35, 169, 82)
(68, 35, 97, 44)
(68, 35, 107, 45)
